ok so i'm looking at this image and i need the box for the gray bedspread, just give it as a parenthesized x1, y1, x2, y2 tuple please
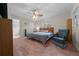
(27, 32, 53, 44)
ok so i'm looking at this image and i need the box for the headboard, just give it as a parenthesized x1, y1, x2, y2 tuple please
(40, 27, 54, 33)
(48, 27, 54, 33)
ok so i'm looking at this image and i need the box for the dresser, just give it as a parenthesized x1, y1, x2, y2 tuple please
(0, 18, 13, 56)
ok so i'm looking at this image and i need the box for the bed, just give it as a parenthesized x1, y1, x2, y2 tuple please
(27, 32, 53, 45)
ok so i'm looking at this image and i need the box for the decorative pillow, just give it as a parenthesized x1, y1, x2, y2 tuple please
(40, 30, 48, 32)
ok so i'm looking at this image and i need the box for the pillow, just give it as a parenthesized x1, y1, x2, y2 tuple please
(40, 30, 48, 32)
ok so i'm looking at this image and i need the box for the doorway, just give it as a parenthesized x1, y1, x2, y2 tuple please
(12, 19, 20, 38)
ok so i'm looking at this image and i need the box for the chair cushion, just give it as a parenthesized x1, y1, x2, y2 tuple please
(53, 37, 65, 44)
(53, 37, 64, 40)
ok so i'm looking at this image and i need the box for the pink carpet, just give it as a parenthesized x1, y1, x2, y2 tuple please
(13, 37, 79, 56)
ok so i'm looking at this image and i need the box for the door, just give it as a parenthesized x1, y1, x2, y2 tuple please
(67, 18, 72, 42)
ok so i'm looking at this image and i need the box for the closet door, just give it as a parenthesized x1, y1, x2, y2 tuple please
(0, 18, 13, 56)
(67, 18, 72, 42)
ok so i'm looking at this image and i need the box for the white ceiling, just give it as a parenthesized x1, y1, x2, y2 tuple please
(8, 3, 75, 20)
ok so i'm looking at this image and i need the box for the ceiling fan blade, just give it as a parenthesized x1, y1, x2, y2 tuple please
(23, 10, 33, 13)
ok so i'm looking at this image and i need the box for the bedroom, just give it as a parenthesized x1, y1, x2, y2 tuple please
(0, 3, 79, 56)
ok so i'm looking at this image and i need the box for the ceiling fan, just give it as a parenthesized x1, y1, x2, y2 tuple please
(24, 8, 43, 20)
(24, 8, 43, 17)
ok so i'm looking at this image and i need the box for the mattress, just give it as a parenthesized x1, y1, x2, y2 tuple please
(27, 32, 53, 44)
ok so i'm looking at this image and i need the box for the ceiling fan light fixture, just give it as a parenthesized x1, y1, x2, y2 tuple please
(32, 15, 38, 20)
(33, 10, 43, 16)
(32, 9, 43, 21)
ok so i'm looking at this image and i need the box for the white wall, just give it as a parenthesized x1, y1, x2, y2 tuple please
(20, 18, 28, 37)
(41, 14, 68, 33)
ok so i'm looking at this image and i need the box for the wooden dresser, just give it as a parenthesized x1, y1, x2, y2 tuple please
(0, 18, 13, 56)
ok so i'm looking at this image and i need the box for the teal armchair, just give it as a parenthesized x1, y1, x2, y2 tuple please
(52, 29, 69, 48)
